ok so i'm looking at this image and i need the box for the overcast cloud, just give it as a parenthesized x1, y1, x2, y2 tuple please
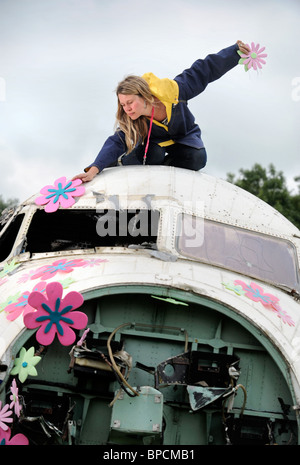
(0, 0, 300, 202)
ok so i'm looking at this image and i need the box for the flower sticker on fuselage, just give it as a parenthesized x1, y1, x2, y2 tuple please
(35, 177, 85, 213)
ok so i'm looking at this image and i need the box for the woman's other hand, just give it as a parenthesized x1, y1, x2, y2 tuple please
(236, 40, 251, 55)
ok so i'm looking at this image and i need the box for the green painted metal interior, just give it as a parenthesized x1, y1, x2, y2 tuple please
(2, 285, 298, 445)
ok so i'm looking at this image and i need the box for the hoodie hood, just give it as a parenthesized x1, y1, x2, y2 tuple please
(142, 72, 179, 122)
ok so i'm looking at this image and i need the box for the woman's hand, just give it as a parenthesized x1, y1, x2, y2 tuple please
(236, 40, 251, 55)
(72, 166, 99, 183)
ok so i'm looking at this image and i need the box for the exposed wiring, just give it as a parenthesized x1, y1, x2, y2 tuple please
(107, 323, 140, 398)
(222, 383, 247, 421)
(107, 321, 189, 406)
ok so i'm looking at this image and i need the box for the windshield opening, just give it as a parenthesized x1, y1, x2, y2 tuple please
(25, 209, 160, 254)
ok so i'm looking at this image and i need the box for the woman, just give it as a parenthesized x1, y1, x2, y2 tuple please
(73, 40, 250, 183)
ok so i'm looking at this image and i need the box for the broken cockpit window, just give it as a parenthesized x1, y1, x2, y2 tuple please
(25, 209, 160, 254)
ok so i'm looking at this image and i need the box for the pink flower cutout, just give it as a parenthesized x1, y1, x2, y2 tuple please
(0, 427, 29, 445)
(0, 277, 8, 287)
(25, 281, 88, 346)
(82, 258, 108, 267)
(30, 258, 87, 280)
(0, 401, 13, 431)
(234, 280, 279, 307)
(35, 176, 85, 213)
(238, 42, 267, 71)
(9, 379, 22, 417)
(18, 269, 39, 284)
(5, 282, 47, 321)
(234, 280, 295, 326)
(268, 301, 295, 327)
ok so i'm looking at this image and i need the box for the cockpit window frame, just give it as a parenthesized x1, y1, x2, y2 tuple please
(0, 213, 25, 263)
(176, 214, 300, 292)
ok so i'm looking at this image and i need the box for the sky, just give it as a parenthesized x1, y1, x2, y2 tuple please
(0, 0, 300, 203)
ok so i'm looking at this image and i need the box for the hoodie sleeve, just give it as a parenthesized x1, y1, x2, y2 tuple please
(174, 44, 240, 101)
(85, 130, 126, 173)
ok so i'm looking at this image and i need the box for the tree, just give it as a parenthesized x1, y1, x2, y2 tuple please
(227, 163, 300, 230)
(0, 196, 19, 216)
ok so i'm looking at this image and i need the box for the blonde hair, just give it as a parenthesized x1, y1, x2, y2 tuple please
(115, 75, 154, 153)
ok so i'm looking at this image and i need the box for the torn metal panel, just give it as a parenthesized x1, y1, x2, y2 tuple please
(187, 385, 232, 410)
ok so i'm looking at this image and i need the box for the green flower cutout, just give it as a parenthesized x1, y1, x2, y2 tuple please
(0, 259, 21, 278)
(10, 347, 41, 383)
(59, 277, 76, 289)
(0, 291, 21, 313)
(222, 282, 245, 296)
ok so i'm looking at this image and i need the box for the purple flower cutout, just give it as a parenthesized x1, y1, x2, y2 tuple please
(25, 281, 88, 346)
(238, 42, 267, 71)
(35, 176, 85, 213)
